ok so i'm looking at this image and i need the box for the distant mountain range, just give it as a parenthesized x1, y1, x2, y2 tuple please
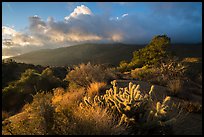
(10, 43, 202, 66)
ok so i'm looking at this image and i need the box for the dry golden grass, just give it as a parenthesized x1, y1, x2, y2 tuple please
(182, 57, 200, 63)
(70, 105, 126, 135)
(51, 87, 65, 105)
(61, 88, 85, 106)
(87, 82, 107, 98)
(52, 87, 86, 112)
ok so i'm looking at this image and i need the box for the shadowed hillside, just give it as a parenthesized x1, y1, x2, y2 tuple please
(10, 43, 144, 66)
(9, 43, 202, 67)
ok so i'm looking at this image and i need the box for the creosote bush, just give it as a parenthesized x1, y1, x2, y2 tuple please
(66, 62, 117, 89)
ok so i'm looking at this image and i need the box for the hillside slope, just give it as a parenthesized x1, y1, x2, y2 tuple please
(10, 43, 143, 66)
(10, 43, 202, 66)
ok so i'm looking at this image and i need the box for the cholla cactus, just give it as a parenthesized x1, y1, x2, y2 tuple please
(81, 81, 179, 127)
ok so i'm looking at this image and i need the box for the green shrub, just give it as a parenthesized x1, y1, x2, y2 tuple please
(118, 60, 129, 72)
(131, 66, 154, 80)
(2, 68, 64, 113)
(122, 35, 171, 71)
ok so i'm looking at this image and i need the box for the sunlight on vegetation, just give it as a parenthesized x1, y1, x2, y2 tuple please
(2, 35, 202, 135)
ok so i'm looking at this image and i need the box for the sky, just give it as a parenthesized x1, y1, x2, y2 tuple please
(2, 2, 202, 58)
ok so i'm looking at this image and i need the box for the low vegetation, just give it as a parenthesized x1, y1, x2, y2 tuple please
(3, 82, 182, 135)
(2, 67, 66, 114)
(2, 35, 202, 135)
(66, 62, 118, 89)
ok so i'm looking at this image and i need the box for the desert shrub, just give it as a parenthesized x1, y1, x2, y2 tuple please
(2, 87, 28, 112)
(118, 60, 143, 72)
(52, 88, 125, 135)
(2, 111, 10, 121)
(181, 101, 202, 113)
(2, 68, 64, 113)
(3, 81, 187, 135)
(196, 73, 202, 85)
(120, 35, 171, 72)
(159, 57, 187, 80)
(118, 60, 129, 72)
(131, 65, 154, 80)
(66, 62, 117, 89)
(167, 79, 184, 96)
(51, 87, 65, 105)
(69, 105, 127, 135)
(2, 92, 54, 135)
(82, 81, 182, 135)
(38, 67, 65, 90)
(53, 104, 126, 135)
(2, 87, 126, 135)
(148, 57, 188, 86)
(127, 59, 144, 70)
(52, 87, 86, 111)
(2, 69, 40, 112)
(2, 59, 45, 88)
(54, 85, 125, 135)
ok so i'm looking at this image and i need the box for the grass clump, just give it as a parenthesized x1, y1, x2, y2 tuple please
(167, 79, 184, 96)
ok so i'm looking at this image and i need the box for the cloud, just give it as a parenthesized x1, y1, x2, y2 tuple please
(64, 5, 93, 21)
(110, 13, 128, 21)
(122, 13, 128, 18)
(2, 26, 17, 37)
(2, 26, 43, 47)
(2, 3, 202, 58)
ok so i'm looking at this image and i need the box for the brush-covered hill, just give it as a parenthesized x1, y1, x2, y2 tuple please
(10, 43, 144, 66)
(10, 43, 202, 66)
